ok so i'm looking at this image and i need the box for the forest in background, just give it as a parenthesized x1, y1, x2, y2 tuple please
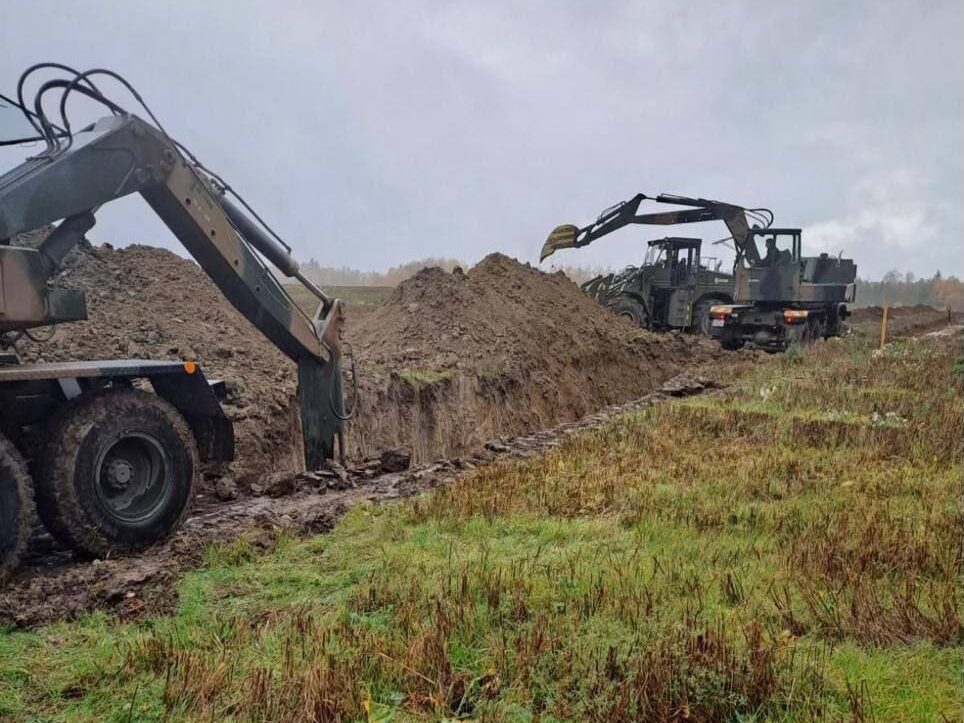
(298, 258, 963, 310)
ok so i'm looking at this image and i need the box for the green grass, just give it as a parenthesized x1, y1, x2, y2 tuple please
(395, 368, 457, 385)
(285, 284, 393, 314)
(0, 337, 960, 721)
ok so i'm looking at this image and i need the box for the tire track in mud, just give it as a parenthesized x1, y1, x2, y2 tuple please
(0, 374, 718, 628)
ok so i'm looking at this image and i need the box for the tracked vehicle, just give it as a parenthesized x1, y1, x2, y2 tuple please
(0, 64, 347, 580)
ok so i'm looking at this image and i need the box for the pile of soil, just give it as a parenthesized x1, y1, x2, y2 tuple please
(16, 242, 300, 484)
(346, 254, 721, 458)
(15, 242, 720, 482)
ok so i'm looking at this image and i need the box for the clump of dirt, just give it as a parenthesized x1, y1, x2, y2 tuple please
(16, 242, 300, 484)
(345, 254, 722, 459)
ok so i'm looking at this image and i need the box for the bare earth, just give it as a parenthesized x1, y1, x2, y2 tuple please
(4, 239, 958, 627)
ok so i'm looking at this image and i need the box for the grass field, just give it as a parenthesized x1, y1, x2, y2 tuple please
(285, 284, 394, 315)
(1, 336, 961, 721)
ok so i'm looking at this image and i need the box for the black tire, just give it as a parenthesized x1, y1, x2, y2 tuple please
(0, 435, 36, 582)
(36, 389, 198, 557)
(693, 297, 726, 336)
(610, 296, 648, 328)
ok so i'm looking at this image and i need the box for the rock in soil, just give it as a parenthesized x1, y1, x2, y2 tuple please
(380, 447, 412, 472)
(214, 476, 240, 501)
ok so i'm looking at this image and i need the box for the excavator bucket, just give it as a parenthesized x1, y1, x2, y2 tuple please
(540, 224, 580, 261)
(297, 357, 345, 469)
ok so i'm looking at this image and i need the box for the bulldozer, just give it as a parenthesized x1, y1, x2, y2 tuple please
(0, 64, 347, 580)
(543, 193, 856, 350)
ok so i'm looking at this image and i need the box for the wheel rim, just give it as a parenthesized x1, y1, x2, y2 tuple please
(93, 432, 173, 525)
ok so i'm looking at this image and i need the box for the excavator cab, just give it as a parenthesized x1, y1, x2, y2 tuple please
(734, 229, 855, 304)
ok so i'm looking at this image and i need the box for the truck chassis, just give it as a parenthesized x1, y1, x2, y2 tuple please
(0, 358, 233, 578)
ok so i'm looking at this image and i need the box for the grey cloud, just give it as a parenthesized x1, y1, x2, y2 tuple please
(1, 0, 960, 279)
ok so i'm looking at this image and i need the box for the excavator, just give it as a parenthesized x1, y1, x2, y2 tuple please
(541, 193, 768, 334)
(542, 193, 856, 349)
(0, 65, 347, 580)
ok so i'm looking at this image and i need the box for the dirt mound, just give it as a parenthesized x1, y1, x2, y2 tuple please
(16, 243, 300, 484)
(346, 254, 721, 458)
(15, 243, 721, 483)
(359, 254, 656, 375)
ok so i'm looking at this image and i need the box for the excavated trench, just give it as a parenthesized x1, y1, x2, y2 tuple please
(1, 239, 756, 624)
(14, 243, 726, 483)
(1, 374, 722, 627)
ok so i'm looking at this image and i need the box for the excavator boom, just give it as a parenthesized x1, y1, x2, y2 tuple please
(0, 64, 354, 577)
(541, 193, 769, 266)
(0, 107, 344, 467)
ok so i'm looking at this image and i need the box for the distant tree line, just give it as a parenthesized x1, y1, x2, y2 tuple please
(854, 271, 963, 310)
(296, 257, 963, 311)
(299, 257, 465, 286)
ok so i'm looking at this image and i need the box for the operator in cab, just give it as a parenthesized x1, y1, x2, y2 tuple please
(759, 236, 791, 267)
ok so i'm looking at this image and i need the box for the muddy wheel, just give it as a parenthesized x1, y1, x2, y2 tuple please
(693, 298, 723, 336)
(610, 297, 648, 328)
(36, 389, 198, 557)
(0, 435, 36, 582)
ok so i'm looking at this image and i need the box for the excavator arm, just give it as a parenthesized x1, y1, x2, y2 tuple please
(541, 193, 769, 266)
(0, 111, 344, 467)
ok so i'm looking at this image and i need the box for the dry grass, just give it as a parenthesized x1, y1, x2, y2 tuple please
(0, 336, 960, 721)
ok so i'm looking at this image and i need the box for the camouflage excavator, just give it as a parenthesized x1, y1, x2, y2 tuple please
(0, 64, 347, 580)
(541, 193, 766, 334)
(542, 193, 856, 350)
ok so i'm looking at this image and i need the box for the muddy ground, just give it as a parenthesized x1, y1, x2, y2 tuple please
(16, 242, 726, 487)
(5, 237, 958, 627)
(1, 374, 720, 627)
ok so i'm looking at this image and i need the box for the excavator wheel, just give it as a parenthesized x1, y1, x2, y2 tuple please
(0, 434, 36, 583)
(693, 298, 723, 336)
(610, 297, 648, 329)
(35, 389, 198, 558)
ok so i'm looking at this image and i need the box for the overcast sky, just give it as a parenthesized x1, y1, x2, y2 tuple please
(2, 0, 961, 279)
